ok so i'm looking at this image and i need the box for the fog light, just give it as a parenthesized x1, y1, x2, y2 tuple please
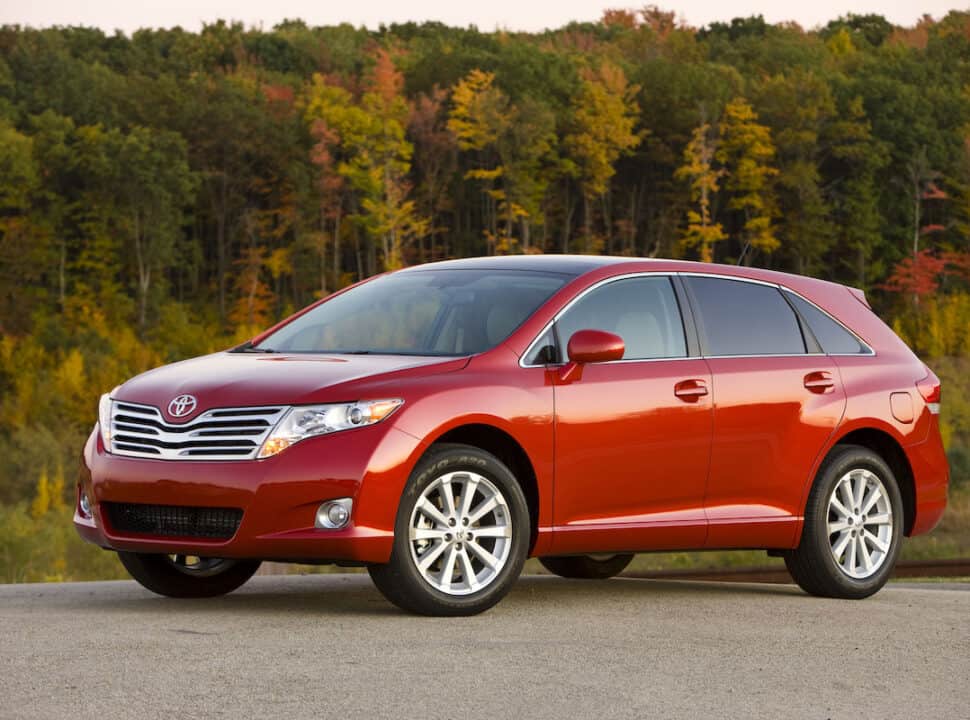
(315, 498, 352, 529)
(79, 491, 92, 518)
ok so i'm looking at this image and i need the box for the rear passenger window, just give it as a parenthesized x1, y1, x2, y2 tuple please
(784, 291, 868, 355)
(555, 276, 687, 360)
(687, 276, 805, 356)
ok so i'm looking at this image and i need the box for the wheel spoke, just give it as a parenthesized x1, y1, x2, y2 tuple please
(828, 518, 851, 534)
(858, 536, 873, 572)
(467, 496, 498, 525)
(864, 530, 889, 554)
(417, 497, 450, 528)
(439, 544, 458, 587)
(832, 531, 852, 559)
(458, 548, 478, 591)
(465, 539, 500, 570)
(410, 527, 449, 542)
(853, 471, 866, 510)
(417, 539, 448, 571)
(844, 535, 858, 572)
(830, 496, 852, 519)
(440, 477, 457, 518)
(860, 484, 882, 516)
(865, 513, 891, 527)
(838, 480, 855, 512)
(458, 475, 479, 519)
(470, 525, 511, 539)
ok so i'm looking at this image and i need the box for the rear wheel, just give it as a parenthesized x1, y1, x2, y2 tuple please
(368, 444, 530, 616)
(118, 552, 261, 598)
(539, 553, 634, 579)
(785, 445, 902, 599)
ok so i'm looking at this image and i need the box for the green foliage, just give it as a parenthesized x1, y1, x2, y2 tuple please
(0, 12, 969, 581)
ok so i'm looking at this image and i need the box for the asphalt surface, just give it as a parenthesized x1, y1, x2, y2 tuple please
(1, 574, 967, 720)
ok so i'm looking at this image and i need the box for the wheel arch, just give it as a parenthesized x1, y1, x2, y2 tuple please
(428, 423, 541, 553)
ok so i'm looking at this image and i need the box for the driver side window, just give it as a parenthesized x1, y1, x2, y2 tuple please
(555, 276, 687, 361)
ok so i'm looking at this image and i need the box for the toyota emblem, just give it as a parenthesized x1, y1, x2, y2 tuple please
(168, 394, 198, 418)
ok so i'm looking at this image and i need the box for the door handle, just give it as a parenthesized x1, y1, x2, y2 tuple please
(674, 379, 708, 401)
(804, 371, 835, 394)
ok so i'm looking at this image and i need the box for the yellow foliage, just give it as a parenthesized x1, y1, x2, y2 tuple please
(30, 467, 51, 519)
(448, 70, 510, 152)
(566, 61, 642, 200)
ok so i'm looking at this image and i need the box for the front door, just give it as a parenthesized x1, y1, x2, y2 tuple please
(550, 275, 713, 554)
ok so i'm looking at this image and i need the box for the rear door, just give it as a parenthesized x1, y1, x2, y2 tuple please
(683, 275, 847, 549)
(548, 275, 713, 554)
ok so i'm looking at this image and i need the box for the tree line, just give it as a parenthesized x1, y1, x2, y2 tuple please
(0, 9, 968, 580)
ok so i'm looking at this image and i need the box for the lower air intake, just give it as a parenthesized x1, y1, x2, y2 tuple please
(104, 502, 243, 540)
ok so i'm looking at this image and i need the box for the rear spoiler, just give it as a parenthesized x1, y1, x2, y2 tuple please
(847, 286, 871, 309)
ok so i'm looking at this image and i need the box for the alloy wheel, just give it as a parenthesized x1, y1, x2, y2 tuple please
(408, 470, 513, 596)
(826, 468, 893, 580)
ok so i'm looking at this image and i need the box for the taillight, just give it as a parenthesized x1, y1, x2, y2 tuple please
(916, 369, 941, 415)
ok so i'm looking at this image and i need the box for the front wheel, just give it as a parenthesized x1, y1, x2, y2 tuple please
(539, 553, 634, 579)
(368, 443, 530, 616)
(785, 445, 903, 599)
(118, 552, 261, 598)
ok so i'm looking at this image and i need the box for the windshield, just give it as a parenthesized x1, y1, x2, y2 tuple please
(254, 269, 569, 356)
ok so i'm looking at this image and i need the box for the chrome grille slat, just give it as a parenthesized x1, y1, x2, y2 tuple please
(110, 401, 285, 461)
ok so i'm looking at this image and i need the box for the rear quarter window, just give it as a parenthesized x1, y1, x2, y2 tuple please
(784, 291, 869, 355)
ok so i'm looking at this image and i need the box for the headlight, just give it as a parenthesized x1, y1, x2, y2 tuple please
(257, 399, 403, 459)
(98, 392, 115, 453)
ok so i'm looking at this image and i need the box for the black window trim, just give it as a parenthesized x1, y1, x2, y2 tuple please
(519, 271, 874, 368)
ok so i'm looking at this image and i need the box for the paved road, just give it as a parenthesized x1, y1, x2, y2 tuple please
(1, 574, 967, 720)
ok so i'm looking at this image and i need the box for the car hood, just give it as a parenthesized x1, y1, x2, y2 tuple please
(115, 351, 469, 422)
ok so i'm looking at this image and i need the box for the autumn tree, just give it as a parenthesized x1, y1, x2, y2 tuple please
(716, 97, 779, 263)
(565, 61, 641, 253)
(448, 69, 513, 253)
(675, 121, 726, 262)
(359, 48, 428, 270)
(113, 126, 196, 329)
(756, 70, 836, 275)
(408, 87, 457, 262)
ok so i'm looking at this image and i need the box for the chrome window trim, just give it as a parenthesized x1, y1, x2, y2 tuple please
(518, 270, 875, 368)
(518, 272, 689, 368)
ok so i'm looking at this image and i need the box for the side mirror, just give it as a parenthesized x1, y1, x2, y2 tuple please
(560, 329, 625, 381)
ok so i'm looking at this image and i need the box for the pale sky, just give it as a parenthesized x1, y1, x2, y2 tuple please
(0, 0, 963, 34)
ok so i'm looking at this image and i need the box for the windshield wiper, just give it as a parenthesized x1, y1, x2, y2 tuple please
(232, 341, 277, 354)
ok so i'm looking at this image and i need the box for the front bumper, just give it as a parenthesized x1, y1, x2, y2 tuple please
(75, 423, 426, 564)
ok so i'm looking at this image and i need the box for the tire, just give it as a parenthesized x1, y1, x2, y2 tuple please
(118, 552, 261, 598)
(785, 444, 903, 599)
(368, 443, 530, 616)
(539, 554, 634, 579)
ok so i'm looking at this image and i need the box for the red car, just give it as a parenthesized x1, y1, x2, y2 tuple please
(76, 256, 948, 615)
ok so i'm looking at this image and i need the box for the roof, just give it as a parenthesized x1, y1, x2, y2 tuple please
(400, 254, 653, 276)
(397, 255, 861, 301)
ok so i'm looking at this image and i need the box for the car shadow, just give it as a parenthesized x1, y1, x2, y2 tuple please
(56, 572, 802, 618)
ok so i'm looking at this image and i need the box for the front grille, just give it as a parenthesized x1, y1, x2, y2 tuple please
(110, 401, 286, 461)
(104, 502, 243, 539)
